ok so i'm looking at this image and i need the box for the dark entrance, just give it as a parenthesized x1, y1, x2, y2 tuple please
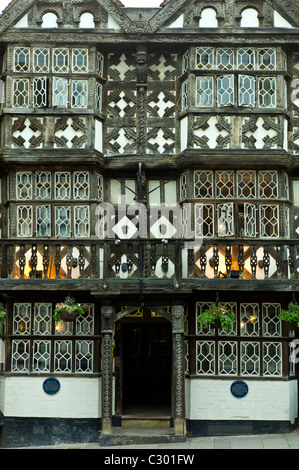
(122, 322, 172, 414)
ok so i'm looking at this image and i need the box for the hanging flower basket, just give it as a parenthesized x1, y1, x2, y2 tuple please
(280, 302, 299, 331)
(53, 297, 85, 322)
(198, 304, 235, 333)
(0, 303, 6, 328)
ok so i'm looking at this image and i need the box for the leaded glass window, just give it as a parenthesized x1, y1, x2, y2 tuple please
(97, 52, 104, 76)
(14, 47, 30, 72)
(237, 170, 256, 198)
(74, 172, 89, 199)
(237, 48, 255, 70)
(16, 172, 32, 200)
(33, 77, 47, 108)
(53, 77, 68, 107)
(33, 340, 51, 372)
(263, 342, 282, 376)
(36, 205, 51, 237)
(33, 303, 52, 335)
(75, 340, 93, 373)
(258, 48, 276, 70)
(55, 206, 71, 237)
(55, 172, 70, 199)
(259, 171, 278, 199)
(53, 48, 69, 73)
(241, 342, 260, 376)
(217, 75, 234, 106)
(74, 205, 90, 237)
(238, 75, 255, 106)
(196, 47, 214, 70)
(13, 303, 31, 335)
(36, 172, 51, 200)
(217, 203, 234, 236)
(11, 340, 30, 372)
(13, 79, 29, 108)
(244, 203, 257, 237)
(218, 341, 237, 375)
(215, 170, 234, 198)
(72, 80, 88, 108)
(54, 340, 72, 372)
(182, 79, 188, 110)
(216, 49, 234, 70)
(258, 77, 276, 107)
(194, 203, 214, 237)
(196, 341, 215, 375)
(33, 48, 50, 73)
(194, 171, 213, 198)
(17, 205, 32, 237)
(72, 48, 88, 73)
(196, 76, 213, 107)
(95, 82, 102, 112)
(259, 204, 279, 238)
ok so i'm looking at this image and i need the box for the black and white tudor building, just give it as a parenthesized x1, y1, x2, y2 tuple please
(0, 0, 299, 446)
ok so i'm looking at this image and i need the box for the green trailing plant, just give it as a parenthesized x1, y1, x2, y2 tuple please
(197, 304, 235, 333)
(280, 302, 299, 327)
(0, 303, 6, 328)
(53, 297, 85, 322)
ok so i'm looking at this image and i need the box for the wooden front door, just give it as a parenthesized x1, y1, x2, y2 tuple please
(122, 322, 172, 412)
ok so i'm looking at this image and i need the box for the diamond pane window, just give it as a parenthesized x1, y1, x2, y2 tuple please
(215, 170, 234, 198)
(17, 205, 32, 237)
(97, 174, 104, 201)
(53, 77, 68, 107)
(55, 206, 71, 237)
(72, 80, 88, 108)
(196, 341, 215, 375)
(263, 342, 282, 376)
(74, 172, 89, 199)
(95, 82, 102, 112)
(237, 170, 256, 198)
(262, 303, 281, 337)
(237, 48, 255, 70)
(258, 48, 276, 71)
(36, 205, 51, 237)
(241, 342, 260, 376)
(196, 47, 214, 70)
(216, 49, 234, 70)
(16, 172, 32, 200)
(196, 77, 213, 107)
(259, 171, 278, 199)
(13, 79, 29, 108)
(14, 47, 30, 72)
(72, 48, 88, 73)
(36, 172, 51, 199)
(13, 303, 31, 335)
(244, 203, 256, 237)
(259, 205, 279, 238)
(218, 341, 237, 375)
(194, 171, 213, 198)
(240, 303, 259, 336)
(217, 203, 234, 236)
(55, 172, 70, 199)
(195, 203, 214, 237)
(182, 79, 188, 110)
(33, 340, 51, 372)
(196, 302, 214, 334)
(238, 75, 255, 106)
(74, 205, 90, 237)
(54, 340, 72, 372)
(217, 75, 234, 106)
(76, 304, 94, 335)
(75, 340, 93, 372)
(182, 50, 189, 72)
(258, 77, 276, 107)
(53, 48, 69, 73)
(11, 340, 30, 372)
(33, 77, 47, 107)
(33, 303, 52, 335)
(33, 48, 50, 73)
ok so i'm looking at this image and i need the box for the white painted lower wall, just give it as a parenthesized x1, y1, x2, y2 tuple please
(1, 376, 101, 419)
(186, 378, 298, 424)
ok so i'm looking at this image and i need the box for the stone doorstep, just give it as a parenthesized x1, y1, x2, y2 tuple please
(99, 431, 186, 447)
(121, 417, 170, 428)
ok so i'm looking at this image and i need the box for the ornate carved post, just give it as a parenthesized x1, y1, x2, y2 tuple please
(172, 303, 185, 435)
(101, 302, 114, 435)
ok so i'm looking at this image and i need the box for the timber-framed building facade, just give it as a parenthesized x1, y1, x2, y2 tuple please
(0, 0, 299, 446)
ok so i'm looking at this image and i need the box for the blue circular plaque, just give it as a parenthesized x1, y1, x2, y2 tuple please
(230, 380, 248, 399)
(43, 378, 60, 396)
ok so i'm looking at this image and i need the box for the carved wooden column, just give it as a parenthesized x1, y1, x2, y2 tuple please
(101, 302, 114, 435)
(172, 303, 186, 435)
